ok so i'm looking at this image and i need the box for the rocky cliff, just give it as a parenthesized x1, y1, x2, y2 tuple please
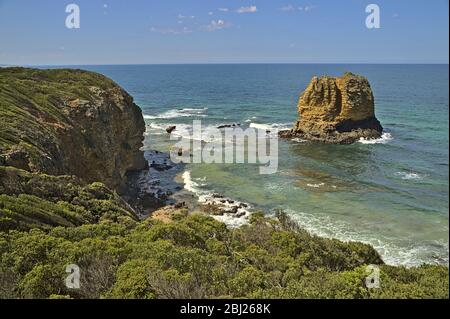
(280, 72, 383, 144)
(0, 67, 147, 191)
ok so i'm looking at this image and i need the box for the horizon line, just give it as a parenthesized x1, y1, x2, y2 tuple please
(2, 62, 449, 67)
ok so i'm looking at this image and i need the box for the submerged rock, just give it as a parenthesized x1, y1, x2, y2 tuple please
(280, 72, 383, 144)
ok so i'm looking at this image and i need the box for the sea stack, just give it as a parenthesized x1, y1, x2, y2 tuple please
(280, 72, 383, 144)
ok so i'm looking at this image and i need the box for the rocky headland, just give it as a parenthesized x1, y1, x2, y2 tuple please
(0, 67, 147, 192)
(0, 67, 447, 299)
(280, 72, 383, 144)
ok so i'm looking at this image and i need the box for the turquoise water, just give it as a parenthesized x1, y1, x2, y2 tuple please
(77, 64, 448, 266)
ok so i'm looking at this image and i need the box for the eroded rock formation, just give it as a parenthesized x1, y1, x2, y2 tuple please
(0, 67, 147, 192)
(280, 72, 383, 144)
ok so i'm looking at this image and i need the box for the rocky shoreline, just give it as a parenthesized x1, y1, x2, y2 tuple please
(122, 150, 184, 218)
(123, 149, 253, 225)
(1, 67, 448, 299)
(279, 116, 383, 144)
(198, 193, 252, 227)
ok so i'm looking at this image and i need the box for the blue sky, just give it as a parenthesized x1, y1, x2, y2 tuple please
(0, 0, 448, 65)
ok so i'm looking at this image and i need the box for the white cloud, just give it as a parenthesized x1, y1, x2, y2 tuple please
(392, 13, 400, 18)
(208, 11, 213, 16)
(218, 8, 229, 12)
(280, 5, 296, 12)
(177, 14, 195, 19)
(236, 5, 257, 13)
(204, 19, 232, 32)
(151, 26, 193, 35)
(280, 4, 315, 12)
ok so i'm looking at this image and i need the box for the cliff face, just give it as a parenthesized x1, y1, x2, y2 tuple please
(281, 72, 383, 144)
(0, 68, 147, 191)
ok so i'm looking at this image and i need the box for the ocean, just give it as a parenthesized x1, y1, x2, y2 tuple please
(59, 64, 449, 267)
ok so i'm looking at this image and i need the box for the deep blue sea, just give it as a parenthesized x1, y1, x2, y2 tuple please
(57, 64, 449, 266)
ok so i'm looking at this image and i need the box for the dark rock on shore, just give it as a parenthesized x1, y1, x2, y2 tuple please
(166, 125, 176, 134)
(123, 150, 186, 217)
(199, 193, 251, 226)
(217, 123, 241, 129)
(280, 72, 383, 144)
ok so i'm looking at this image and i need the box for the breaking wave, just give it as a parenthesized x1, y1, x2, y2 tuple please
(181, 171, 252, 228)
(395, 171, 425, 181)
(358, 132, 393, 144)
(249, 122, 291, 131)
(143, 107, 208, 120)
(285, 209, 449, 267)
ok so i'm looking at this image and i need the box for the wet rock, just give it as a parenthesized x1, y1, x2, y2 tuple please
(198, 193, 252, 226)
(166, 126, 176, 134)
(217, 123, 241, 129)
(123, 150, 186, 217)
(236, 211, 246, 218)
(150, 162, 173, 171)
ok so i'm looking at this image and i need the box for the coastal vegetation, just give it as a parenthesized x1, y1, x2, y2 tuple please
(0, 68, 448, 299)
(0, 166, 136, 231)
(0, 207, 447, 299)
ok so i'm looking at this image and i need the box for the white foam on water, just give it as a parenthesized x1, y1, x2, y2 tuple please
(148, 122, 260, 143)
(249, 123, 272, 130)
(182, 170, 447, 265)
(306, 182, 325, 188)
(249, 122, 291, 131)
(181, 170, 251, 228)
(395, 171, 425, 180)
(146, 122, 167, 130)
(285, 209, 449, 267)
(358, 132, 393, 144)
(291, 137, 308, 143)
(144, 107, 208, 120)
(182, 170, 201, 193)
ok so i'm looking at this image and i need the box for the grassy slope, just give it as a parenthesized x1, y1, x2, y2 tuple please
(0, 166, 137, 231)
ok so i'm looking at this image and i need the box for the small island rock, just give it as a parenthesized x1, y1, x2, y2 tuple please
(280, 72, 383, 144)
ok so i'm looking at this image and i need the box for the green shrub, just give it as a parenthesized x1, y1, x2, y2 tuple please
(0, 210, 447, 299)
